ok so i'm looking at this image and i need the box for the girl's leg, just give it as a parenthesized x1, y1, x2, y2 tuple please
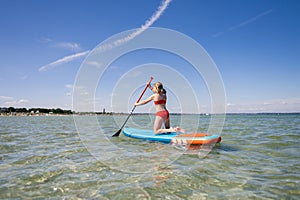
(154, 116, 164, 134)
(165, 118, 170, 129)
(154, 116, 178, 134)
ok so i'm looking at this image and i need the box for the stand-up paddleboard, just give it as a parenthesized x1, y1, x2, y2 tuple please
(123, 128, 221, 145)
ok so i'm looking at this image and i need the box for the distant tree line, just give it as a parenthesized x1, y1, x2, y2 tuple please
(0, 107, 73, 114)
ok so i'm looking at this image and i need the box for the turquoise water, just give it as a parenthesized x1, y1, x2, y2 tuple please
(0, 114, 299, 199)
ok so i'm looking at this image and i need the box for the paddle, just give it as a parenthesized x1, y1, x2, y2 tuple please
(112, 76, 153, 137)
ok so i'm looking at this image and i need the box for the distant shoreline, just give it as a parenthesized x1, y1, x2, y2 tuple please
(1, 112, 299, 117)
(1, 106, 299, 116)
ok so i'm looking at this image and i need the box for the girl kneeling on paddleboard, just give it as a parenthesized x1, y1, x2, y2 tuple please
(135, 80, 184, 134)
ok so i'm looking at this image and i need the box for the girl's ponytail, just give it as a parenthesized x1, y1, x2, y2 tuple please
(155, 82, 166, 94)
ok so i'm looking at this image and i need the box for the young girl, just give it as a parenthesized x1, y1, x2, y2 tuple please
(135, 80, 184, 134)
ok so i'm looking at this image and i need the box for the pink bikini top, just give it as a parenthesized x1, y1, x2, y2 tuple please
(154, 99, 166, 105)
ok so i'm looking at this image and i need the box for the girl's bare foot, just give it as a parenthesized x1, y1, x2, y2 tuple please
(171, 127, 186, 133)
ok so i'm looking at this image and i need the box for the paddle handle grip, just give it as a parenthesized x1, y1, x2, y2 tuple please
(136, 76, 153, 103)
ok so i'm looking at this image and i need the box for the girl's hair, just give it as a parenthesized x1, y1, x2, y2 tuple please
(155, 82, 167, 94)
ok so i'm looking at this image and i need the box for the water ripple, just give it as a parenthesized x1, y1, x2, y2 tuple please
(0, 114, 299, 199)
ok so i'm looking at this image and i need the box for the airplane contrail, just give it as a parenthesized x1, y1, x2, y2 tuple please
(38, 51, 90, 72)
(112, 0, 172, 47)
(38, 0, 172, 72)
(212, 9, 274, 38)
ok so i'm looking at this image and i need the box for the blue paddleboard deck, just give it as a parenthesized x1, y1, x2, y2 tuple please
(123, 128, 221, 145)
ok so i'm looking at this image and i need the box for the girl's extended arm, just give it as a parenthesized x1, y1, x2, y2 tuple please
(135, 95, 154, 106)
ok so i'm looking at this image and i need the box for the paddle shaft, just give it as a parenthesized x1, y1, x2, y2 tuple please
(112, 77, 153, 137)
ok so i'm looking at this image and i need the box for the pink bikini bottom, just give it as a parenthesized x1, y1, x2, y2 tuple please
(156, 110, 169, 121)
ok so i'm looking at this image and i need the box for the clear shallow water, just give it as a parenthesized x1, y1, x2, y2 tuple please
(0, 114, 299, 199)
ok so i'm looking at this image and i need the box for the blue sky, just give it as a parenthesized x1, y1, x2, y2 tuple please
(0, 0, 299, 113)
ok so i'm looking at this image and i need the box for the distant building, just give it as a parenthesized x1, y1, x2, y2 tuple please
(0, 107, 8, 112)
(103, 108, 106, 114)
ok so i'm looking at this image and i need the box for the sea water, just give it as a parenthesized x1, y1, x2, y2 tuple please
(0, 114, 299, 199)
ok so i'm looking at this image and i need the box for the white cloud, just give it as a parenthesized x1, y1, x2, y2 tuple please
(0, 96, 30, 107)
(0, 96, 14, 101)
(127, 70, 143, 78)
(65, 84, 74, 89)
(225, 98, 300, 113)
(39, 36, 81, 51)
(18, 99, 29, 104)
(65, 84, 74, 96)
(64, 84, 90, 96)
(87, 61, 102, 69)
(38, 50, 90, 72)
(39, 37, 52, 43)
(54, 42, 82, 51)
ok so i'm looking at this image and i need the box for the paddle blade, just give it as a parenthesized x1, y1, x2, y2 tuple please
(112, 129, 122, 137)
